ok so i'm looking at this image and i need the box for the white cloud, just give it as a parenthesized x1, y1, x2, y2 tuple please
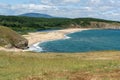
(90, 0, 101, 4)
(0, 0, 120, 21)
(63, 0, 80, 3)
(102, 10, 120, 16)
(11, 4, 58, 11)
(0, 3, 11, 9)
(41, 0, 54, 5)
(112, 13, 120, 16)
(84, 7, 93, 11)
(110, 0, 115, 3)
(99, 6, 113, 11)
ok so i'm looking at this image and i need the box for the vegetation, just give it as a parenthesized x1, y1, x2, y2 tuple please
(0, 51, 120, 80)
(0, 26, 28, 49)
(0, 15, 120, 80)
(0, 15, 120, 34)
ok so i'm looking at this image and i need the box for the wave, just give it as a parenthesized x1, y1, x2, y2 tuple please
(64, 35, 71, 39)
(27, 35, 71, 52)
(28, 42, 43, 52)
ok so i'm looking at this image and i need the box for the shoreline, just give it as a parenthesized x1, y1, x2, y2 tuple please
(25, 28, 90, 46)
(26, 28, 90, 52)
(0, 28, 90, 52)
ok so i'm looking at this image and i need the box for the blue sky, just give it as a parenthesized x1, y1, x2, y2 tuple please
(0, 0, 120, 21)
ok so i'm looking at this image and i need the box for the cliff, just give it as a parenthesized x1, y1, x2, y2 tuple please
(68, 22, 120, 29)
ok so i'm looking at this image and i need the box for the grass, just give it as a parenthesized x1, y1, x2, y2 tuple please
(0, 26, 28, 48)
(0, 51, 120, 80)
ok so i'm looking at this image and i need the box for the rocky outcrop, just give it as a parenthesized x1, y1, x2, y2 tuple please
(0, 26, 28, 49)
(13, 39, 28, 49)
(89, 22, 120, 29)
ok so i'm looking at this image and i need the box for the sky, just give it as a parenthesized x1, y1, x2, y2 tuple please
(0, 0, 120, 21)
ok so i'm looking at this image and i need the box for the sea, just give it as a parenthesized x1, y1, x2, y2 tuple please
(29, 29, 120, 53)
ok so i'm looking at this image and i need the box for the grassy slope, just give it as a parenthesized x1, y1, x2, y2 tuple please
(0, 26, 27, 48)
(0, 51, 120, 80)
(0, 26, 19, 46)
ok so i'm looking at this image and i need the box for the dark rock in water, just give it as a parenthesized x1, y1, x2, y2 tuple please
(0, 26, 28, 49)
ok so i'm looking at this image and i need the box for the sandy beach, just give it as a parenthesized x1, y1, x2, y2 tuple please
(0, 28, 89, 52)
(24, 28, 89, 46)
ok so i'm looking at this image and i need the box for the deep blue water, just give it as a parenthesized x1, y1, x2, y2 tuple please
(39, 29, 120, 53)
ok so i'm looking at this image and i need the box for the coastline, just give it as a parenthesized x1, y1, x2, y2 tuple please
(0, 28, 90, 52)
(26, 28, 90, 52)
(25, 28, 90, 46)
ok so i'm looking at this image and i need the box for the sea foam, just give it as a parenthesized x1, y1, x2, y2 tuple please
(28, 42, 43, 52)
(64, 35, 71, 39)
(27, 35, 71, 52)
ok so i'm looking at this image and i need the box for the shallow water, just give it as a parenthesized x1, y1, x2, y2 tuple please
(36, 29, 120, 53)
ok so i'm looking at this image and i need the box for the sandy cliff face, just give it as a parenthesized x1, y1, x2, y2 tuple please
(68, 22, 120, 29)
(0, 26, 28, 49)
(89, 22, 120, 29)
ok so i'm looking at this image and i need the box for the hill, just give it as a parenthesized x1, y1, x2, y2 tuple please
(19, 13, 54, 18)
(0, 15, 120, 34)
(0, 26, 28, 49)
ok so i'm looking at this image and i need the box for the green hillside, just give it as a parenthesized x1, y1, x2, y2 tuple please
(0, 26, 28, 49)
(0, 16, 120, 34)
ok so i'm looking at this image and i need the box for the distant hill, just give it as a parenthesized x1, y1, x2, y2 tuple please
(19, 13, 54, 18)
(0, 15, 120, 34)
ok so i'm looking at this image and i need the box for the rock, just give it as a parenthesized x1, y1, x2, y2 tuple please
(14, 39, 28, 49)
(5, 44, 13, 49)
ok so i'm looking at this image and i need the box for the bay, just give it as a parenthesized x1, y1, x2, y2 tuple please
(39, 29, 120, 53)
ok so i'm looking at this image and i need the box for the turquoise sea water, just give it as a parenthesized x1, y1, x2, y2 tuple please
(38, 29, 120, 53)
